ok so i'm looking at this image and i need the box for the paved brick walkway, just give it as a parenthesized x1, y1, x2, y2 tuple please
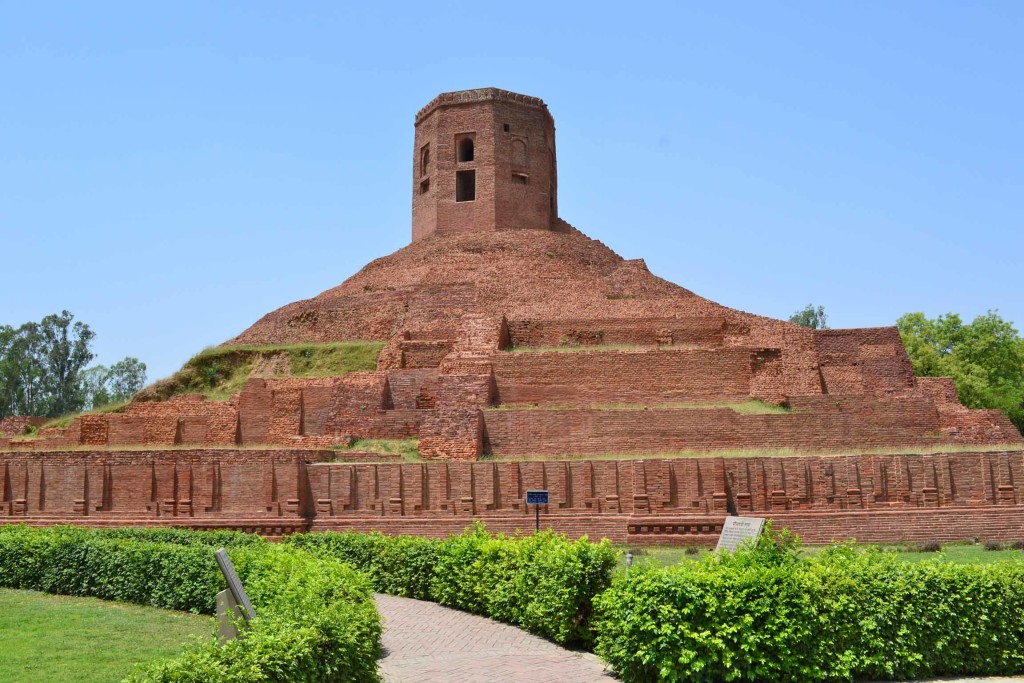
(375, 593, 616, 682)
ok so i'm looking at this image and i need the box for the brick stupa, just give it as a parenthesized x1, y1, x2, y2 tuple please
(2, 88, 1022, 544)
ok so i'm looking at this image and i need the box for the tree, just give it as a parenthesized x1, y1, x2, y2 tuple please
(897, 310, 1024, 434)
(79, 358, 147, 409)
(106, 357, 147, 402)
(0, 322, 48, 418)
(80, 365, 111, 410)
(0, 311, 146, 419)
(789, 304, 829, 329)
(36, 310, 95, 416)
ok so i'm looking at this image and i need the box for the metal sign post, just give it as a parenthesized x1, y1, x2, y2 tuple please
(214, 548, 255, 642)
(525, 489, 549, 533)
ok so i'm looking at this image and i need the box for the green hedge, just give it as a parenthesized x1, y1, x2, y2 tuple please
(0, 525, 380, 682)
(85, 526, 268, 548)
(285, 523, 618, 646)
(593, 533, 1024, 682)
(128, 544, 380, 682)
(0, 525, 224, 613)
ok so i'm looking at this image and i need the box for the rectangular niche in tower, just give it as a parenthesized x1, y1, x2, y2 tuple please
(456, 170, 476, 202)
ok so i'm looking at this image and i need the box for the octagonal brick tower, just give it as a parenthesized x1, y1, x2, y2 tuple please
(411, 88, 558, 242)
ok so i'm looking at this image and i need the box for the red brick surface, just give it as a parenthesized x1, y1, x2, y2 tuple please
(412, 89, 557, 242)
(6, 449, 1024, 544)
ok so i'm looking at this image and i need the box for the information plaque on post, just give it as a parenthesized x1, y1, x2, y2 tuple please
(525, 489, 549, 533)
(715, 516, 766, 553)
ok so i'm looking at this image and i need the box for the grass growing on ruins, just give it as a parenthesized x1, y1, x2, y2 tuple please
(286, 341, 384, 377)
(134, 341, 384, 402)
(332, 437, 421, 459)
(35, 401, 130, 431)
(0, 589, 212, 683)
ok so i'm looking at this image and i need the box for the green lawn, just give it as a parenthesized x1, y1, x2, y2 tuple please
(621, 542, 1024, 568)
(0, 589, 213, 683)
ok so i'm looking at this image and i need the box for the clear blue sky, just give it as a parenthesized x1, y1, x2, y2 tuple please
(3, 2, 1022, 382)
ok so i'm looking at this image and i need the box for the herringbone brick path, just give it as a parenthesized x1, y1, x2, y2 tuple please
(375, 593, 616, 682)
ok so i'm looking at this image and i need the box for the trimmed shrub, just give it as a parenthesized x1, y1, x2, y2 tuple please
(430, 525, 617, 646)
(286, 523, 618, 646)
(128, 544, 380, 683)
(0, 525, 223, 612)
(0, 525, 381, 682)
(593, 536, 1024, 682)
(286, 530, 437, 600)
(87, 526, 268, 548)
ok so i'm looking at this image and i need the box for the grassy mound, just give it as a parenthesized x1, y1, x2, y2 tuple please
(136, 341, 384, 402)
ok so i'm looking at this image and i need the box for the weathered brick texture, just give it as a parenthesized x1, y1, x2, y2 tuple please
(412, 89, 557, 242)
(6, 449, 1024, 545)
(492, 348, 755, 405)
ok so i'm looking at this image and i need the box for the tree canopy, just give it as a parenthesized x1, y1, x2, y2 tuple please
(789, 304, 829, 329)
(897, 310, 1024, 434)
(0, 311, 147, 420)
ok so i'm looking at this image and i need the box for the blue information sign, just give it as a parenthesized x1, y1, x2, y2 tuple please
(525, 489, 549, 532)
(526, 489, 549, 506)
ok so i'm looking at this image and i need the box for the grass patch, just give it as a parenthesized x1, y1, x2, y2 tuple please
(332, 437, 421, 459)
(0, 589, 212, 683)
(136, 341, 384, 403)
(287, 342, 383, 377)
(39, 401, 129, 431)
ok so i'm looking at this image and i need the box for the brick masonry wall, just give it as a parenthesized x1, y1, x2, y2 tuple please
(8, 449, 1024, 544)
(412, 89, 556, 242)
(481, 399, 958, 457)
(505, 318, 727, 348)
(273, 448, 1024, 544)
(492, 348, 755, 405)
(0, 449, 329, 527)
(815, 327, 917, 394)
(0, 417, 46, 436)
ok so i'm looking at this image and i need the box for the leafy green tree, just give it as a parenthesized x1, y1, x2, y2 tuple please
(106, 357, 147, 402)
(897, 310, 1024, 434)
(36, 311, 95, 416)
(80, 365, 111, 410)
(0, 312, 145, 419)
(0, 322, 48, 418)
(789, 304, 828, 329)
